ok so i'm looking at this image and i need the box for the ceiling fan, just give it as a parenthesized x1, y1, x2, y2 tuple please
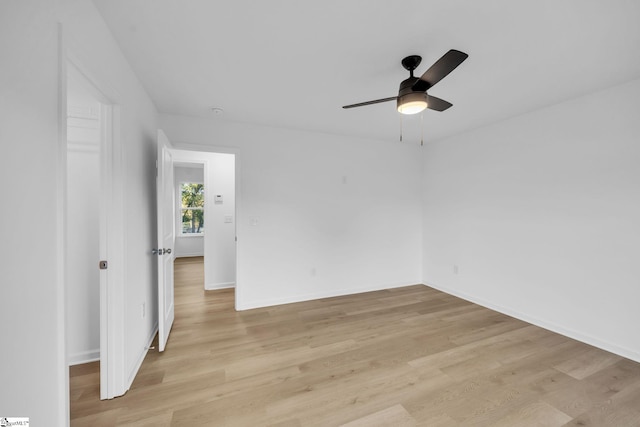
(342, 49, 468, 115)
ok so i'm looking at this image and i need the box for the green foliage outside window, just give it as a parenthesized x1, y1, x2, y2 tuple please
(181, 183, 204, 234)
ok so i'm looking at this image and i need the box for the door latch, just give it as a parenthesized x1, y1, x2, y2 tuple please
(152, 248, 172, 255)
(99, 260, 108, 270)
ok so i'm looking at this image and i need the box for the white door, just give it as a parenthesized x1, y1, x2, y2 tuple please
(156, 130, 175, 352)
(99, 104, 115, 399)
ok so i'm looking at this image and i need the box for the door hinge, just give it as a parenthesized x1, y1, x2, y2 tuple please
(99, 260, 108, 270)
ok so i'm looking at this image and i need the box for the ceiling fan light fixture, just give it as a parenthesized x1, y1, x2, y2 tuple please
(397, 92, 428, 115)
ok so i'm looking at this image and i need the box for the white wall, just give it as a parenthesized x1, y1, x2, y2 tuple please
(422, 78, 640, 362)
(174, 165, 204, 257)
(0, 0, 157, 423)
(161, 115, 424, 310)
(206, 153, 236, 289)
(0, 3, 65, 423)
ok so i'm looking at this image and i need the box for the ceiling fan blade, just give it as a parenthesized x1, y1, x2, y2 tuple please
(426, 95, 452, 112)
(342, 96, 397, 109)
(412, 49, 468, 92)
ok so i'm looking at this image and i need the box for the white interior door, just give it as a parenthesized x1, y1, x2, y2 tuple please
(99, 104, 114, 399)
(157, 130, 175, 352)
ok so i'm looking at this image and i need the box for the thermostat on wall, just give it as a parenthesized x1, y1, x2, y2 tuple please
(215, 194, 223, 203)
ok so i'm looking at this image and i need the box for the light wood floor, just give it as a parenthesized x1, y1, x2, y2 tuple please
(70, 257, 640, 426)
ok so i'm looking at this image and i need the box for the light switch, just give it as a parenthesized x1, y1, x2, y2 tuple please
(215, 194, 223, 203)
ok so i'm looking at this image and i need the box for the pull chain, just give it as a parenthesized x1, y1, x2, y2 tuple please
(398, 113, 426, 145)
(420, 111, 424, 146)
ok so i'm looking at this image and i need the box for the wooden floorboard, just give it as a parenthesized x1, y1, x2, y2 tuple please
(70, 256, 640, 426)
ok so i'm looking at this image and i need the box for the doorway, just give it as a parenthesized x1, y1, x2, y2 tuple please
(65, 60, 118, 400)
(174, 162, 206, 264)
(66, 63, 102, 366)
(170, 151, 237, 293)
(155, 147, 237, 352)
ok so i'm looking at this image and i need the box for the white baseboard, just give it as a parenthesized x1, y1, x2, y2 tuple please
(68, 349, 100, 366)
(235, 281, 420, 311)
(205, 281, 235, 290)
(126, 322, 158, 391)
(175, 252, 204, 258)
(424, 282, 640, 364)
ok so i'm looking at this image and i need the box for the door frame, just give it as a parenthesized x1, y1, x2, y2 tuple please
(60, 40, 127, 403)
(56, 24, 68, 425)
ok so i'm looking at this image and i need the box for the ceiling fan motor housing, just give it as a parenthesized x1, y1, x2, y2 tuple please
(398, 77, 423, 97)
(397, 77, 428, 112)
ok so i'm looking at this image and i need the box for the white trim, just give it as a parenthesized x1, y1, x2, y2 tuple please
(56, 23, 70, 427)
(424, 282, 640, 364)
(202, 158, 212, 291)
(176, 252, 204, 258)
(205, 282, 236, 290)
(172, 142, 240, 156)
(177, 233, 205, 238)
(68, 349, 100, 366)
(236, 281, 420, 311)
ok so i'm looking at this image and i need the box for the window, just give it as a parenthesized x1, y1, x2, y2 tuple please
(180, 183, 204, 234)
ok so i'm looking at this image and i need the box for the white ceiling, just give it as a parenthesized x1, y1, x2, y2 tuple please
(93, 0, 640, 143)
